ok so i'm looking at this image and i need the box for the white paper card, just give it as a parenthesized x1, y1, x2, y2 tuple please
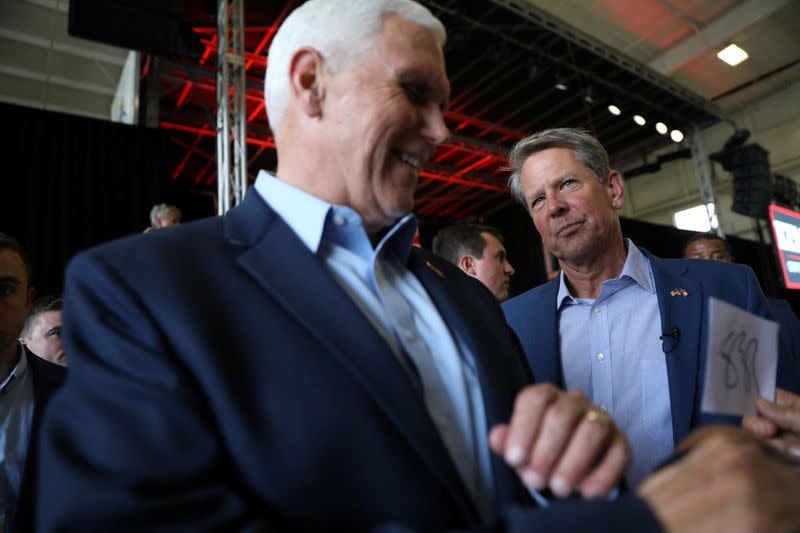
(701, 297, 778, 417)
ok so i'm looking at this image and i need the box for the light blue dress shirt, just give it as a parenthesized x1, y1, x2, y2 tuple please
(0, 345, 35, 530)
(254, 171, 494, 521)
(557, 240, 673, 486)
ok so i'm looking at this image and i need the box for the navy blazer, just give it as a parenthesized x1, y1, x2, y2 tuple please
(502, 250, 800, 448)
(38, 190, 659, 532)
(10, 348, 65, 532)
(768, 297, 800, 373)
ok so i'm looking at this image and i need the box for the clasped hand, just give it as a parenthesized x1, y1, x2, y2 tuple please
(488, 383, 630, 499)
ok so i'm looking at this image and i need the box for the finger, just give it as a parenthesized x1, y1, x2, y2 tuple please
(503, 384, 559, 469)
(577, 431, 630, 499)
(489, 424, 509, 456)
(764, 435, 800, 463)
(524, 391, 586, 492)
(775, 387, 800, 408)
(755, 396, 800, 433)
(640, 428, 745, 499)
(742, 415, 778, 438)
(548, 409, 616, 497)
(638, 439, 721, 508)
(674, 425, 752, 455)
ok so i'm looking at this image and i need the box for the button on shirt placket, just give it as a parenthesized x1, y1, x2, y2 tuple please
(556, 241, 673, 486)
(588, 302, 613, 416)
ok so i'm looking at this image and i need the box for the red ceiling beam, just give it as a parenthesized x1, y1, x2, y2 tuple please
(445, 110, 527, 141)
(418, 170, 507, 192)
(160, 121, 276, 149)
(244, 1, 294, 71)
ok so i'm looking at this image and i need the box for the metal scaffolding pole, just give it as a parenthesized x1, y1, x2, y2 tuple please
(216, 0, 247, 215)
(689, 123, 725, 237)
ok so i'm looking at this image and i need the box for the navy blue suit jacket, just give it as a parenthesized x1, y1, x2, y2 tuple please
(10, 348, 65, 532)
(768, 297, 800, 373)
(502, 250, 800, 449)
(38, 191, 659, 532)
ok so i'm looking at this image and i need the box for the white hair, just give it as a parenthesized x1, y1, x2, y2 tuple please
(149, 203, 181, 226)
(264, 0, 446, 135)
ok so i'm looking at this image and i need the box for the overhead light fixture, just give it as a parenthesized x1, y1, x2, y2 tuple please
(583, 85, 594, 104)
(554, 72, 568, 91)
(655, 122, 668, 134)
(670, 129, 684, 143)
(717, 44, 749, 66)
(633, 114, 646, 126)
(608, 104, 621, 116)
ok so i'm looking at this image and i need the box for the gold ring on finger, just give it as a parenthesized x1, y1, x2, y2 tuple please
(585, 409, 609, 424)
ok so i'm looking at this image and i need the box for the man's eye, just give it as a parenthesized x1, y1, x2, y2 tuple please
(0, 286, 14, 296)
(561, 179, 576, 189)
(402, 83, 426, 104)
(531, 197, 545, 210)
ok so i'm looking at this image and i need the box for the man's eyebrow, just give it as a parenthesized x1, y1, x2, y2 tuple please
(0, 276, 21, 284)
(397, 71, 450, 102)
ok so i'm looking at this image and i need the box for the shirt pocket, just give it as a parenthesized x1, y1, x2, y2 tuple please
(641, 358, 674, 445)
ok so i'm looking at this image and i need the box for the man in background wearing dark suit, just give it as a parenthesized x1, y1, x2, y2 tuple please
(432, 224, 516, 301)
(20, 295, 66, 367)
(0, 234, 65, 532)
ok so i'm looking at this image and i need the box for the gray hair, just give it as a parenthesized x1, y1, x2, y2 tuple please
(507, 128, 610, 208)
(149, 204, 182, 226)
(264, 0, 446, 135)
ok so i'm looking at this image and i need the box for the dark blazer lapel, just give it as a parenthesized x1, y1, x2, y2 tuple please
(503, 280, 564, 387)
(409, 252, 517, 419)
(409, 252, 531, 510)
(223, 192, 478, 520)
(646, 252, 703, 444)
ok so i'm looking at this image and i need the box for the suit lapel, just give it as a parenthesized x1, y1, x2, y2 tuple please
(409, 253, 517, 417)
(646, 252, 703, 444)
(224, 193, 478, 521)
(528, 281, 564, 388)
(409, 252, 530, 510)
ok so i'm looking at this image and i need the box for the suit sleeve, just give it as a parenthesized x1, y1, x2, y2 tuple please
(37, 252, 270, 531)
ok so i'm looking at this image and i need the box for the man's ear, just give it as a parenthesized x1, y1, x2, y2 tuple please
(288, 47, 326, 118)
(458, 255, 476, 276)
(607, 169, 625, 210)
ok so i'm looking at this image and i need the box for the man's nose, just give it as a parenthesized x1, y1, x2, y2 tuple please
(547, 193, 568, 217)
(423, 106, 450, 146)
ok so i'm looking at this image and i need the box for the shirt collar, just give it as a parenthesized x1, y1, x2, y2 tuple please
(0, 344, 28, 394)
(253, 170, 418, 263)
(556, 239, 655, 309)
(254, 170, 332, 253)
